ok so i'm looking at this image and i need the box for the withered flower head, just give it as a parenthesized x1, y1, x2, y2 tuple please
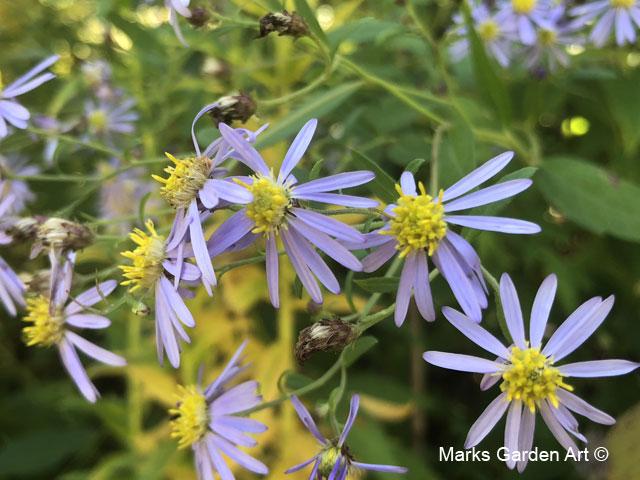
(295, 317, 358, 365)
(29, 217, 94, 258)
(259, 11, 309, 38)
(209, 93, 256, 126)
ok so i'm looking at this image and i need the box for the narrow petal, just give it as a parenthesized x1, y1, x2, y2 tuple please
(517, 408, 536, 473)
(207, 209, 255, 257)
(278, 119, 317, 183)
(413, 252, 435, 321)
(66, 331, 126, 366)
(281, 228, 323, 304)
(442, 152, 514, 202)
(218, 123, 269, 175)
(423, 351, 503, 373)
(400, 171, 417, 196)
(394, 252, 417, 327)
(542, 296, 602, 358)
(290, 395, 327, 444)
(539, 401, 578, 454)
(188, 202, 216, 294)
(292, 171, 375, 195)
(338, 395, 360, 447)
(204, 435, 234, 480)
(285, 456, 318, 474)
(160, 276, 195, 327)
(504, 400, 522, 469)
(444, 179, 532, 213)
(65, 314, 111, 329)
(464, 393, 510, 448)
(3, 55, 58, 94)
(292, 208, 364, 243)
(559, 360, 640, 378)
(362, 240, 397, 273)
(287, 227, 340, 294)
(293, 192, 378, 208)
(266, 234, 280, 308)
(199, 180, 220, 209)
(445, 215, 541, 234)
(442, 306, 510, 358)
(64, 280, 117, 315)
(205, 341, 247, 398)
(556, 389, 615, 425)
(210, 435, 269, 474)
(529, 274, 557, 349)
(499, 273, 526, 349)
(352, 462, 408, 474)
(208, 179, 252, 204)
(155, 282, 181, 368)
(58, 338, 98, 403)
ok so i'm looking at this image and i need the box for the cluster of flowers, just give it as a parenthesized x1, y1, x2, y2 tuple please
(450, 0, 640, 71)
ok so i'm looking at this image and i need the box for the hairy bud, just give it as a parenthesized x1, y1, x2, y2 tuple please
(20, 269, 51, 296)
(15, 217, 95, 258)
(259, 11, 309, 38)
(295, 318, 358, 365)
(209, 93, 256, 126)
(187, 7, 209, 27)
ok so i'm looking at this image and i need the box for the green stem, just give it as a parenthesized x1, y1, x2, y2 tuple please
(27, 127, 123, 158)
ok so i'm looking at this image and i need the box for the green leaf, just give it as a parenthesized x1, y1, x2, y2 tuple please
(256, 82, 362, 148)
(343, 336, 378, 367)
(601, 72, 640, 155)
(308, 158, 324, 180)
(294, 0, 329, 47)
(406, 157, 427, 175)
(350, 149, 397, 203)
(461, 3, 511, 124)
(438, 115, 476, 188)
(538, 157, 640, 242)
(354, 276, 400, 293)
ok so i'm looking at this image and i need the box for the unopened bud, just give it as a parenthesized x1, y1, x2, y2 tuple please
(6, 216, 41, 242)
(187, 7, 209, 27)
(295, 318, 358, 365)
(132, 301, 150, 316)
(209, 93, 256, 126)
(23, 217, 94, 258)
(259, 11, 309, 38)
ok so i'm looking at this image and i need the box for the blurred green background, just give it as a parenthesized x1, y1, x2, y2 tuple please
(0, 0, 639, 479)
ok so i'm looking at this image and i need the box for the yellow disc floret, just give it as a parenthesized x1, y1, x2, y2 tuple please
(88, 109, 108, 133)
(512, 0, 537, 14)
(120, 220, 166, 292)
(23, 295, 64, 347)
(237, 176, 291, 234)
(382, 183, 446, 257)
(538, 29, 557, 46)
(610, 0, 634, 8)
(500, 346, 573, 413)
(478, 20, 500, 42)
(153, 153, 212, 209)
(169, 385, 209, 449)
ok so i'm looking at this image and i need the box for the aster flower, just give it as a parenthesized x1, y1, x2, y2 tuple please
(450, 1, 516, 67)
(22, 253, 126, 402)
(33, 115, 76, 165)
(168, 341, 268, 479)
(166, 0, 192, 47)
(84, 96, 138, 143)
(570, 0, 640, 47)
(423, 273, 640, 472)
(0, 154, 38, 216)
(495, 0, 553, 45)
(207, 119, 377, 308)
(0, 55, 58, 138)
(287, 394, 408, 478)
(153, 102, 266, 294)
(120, 219, 200, 368)
(0, 189, 25, 316)
(357, 152, 539, 327)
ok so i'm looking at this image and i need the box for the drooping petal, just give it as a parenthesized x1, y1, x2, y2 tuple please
(58, 338, 99, 403)
(445, 215, 541, 234)
(443, 179, 532, 213)
(204, 435, 234, 480)
(338, 395, 360, 447)
(218, 123, 269, 175)
(442, 151, 514, 202)
(504, 400, 522, 469)
(210, 434, 269, 475)
(66, 331, 126, 366)
(160, 276, 195, 327)
(539, 401, 578, 454)
(287, 227, 340, 294)
(529, 274, 557, 349)
(394, 252, 417, 327)
(281, 228, 323, 304)
(556, 389, 615, 425)
(464, 392, 510, 448)
(155, 281, 181, 368)
(292, 171, 375, 195)
(266, 234, 280, 308)
(278, 119, 317, 183)
(517, 408, 536, 473)
(290, 395, 327, 444)
(413, 252, 435, 321)
(361, 240, 397, 273)
(423, 351, 503, 373)
(558, 360, 640, 378)
(499, 273, 526, 349)
(442, 307, 510, 358)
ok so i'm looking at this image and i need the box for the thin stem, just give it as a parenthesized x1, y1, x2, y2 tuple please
(27, 127, 123, 158)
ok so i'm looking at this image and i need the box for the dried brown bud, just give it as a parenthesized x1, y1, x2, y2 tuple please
(187, 7, 209, 28)
(20, 269, 51, 296)
(6, 216, 42, 242)
(209, 93, 257, 126)
(27, 217, 94, 258)
(259, 11, 309, 38)
(295, 318, 358, 365)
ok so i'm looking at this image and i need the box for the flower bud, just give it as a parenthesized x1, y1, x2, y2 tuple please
(295, 318, 358, 365)
(19, 217, 95, 258)
(209, 93, 256, 126)
(20, 269, 51, 296)
(132, 301, 150, 316)
(259, 11, 309, 38)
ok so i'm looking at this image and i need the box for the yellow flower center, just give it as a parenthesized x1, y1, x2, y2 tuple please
(538, 29, 557, 46)
(120, 220, 166, 292)
(512, 0, 537, 14)
(500, 346, 573, 413)
(610, 0, 634, 8)
(237, 176, 291, 234)
(478, 20, 500, 42)
(169, 385, 209, 449)
(88, 109, 108, 133)
(382, 183, 446, 257)
(152, 153, 212, 209)
(23, 296, 64, 347)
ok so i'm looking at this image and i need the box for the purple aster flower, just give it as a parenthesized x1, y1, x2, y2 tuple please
(357, 152, 539, 327)
(0, 189, 25, 316)
(450, 1, 517, 67)
(168, 341, 268, 480)
(119, 219, 200, 368)
(153, 102, 266, 295)
(33, 115, 76, 165)
(0, 154, 38, 216)
(423, 273, 640, 472)
(495, 0, 553, 45)
(166, 0, 192, 46)
(570, 0, 640, 47)
(0, 55, 58, 138)
(207, 119, 377, 308)
(287, 394, 408, 478)
(22, 253, 126, 402)
(84, 96, 138, 143)
(524, 5, 584, 71)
